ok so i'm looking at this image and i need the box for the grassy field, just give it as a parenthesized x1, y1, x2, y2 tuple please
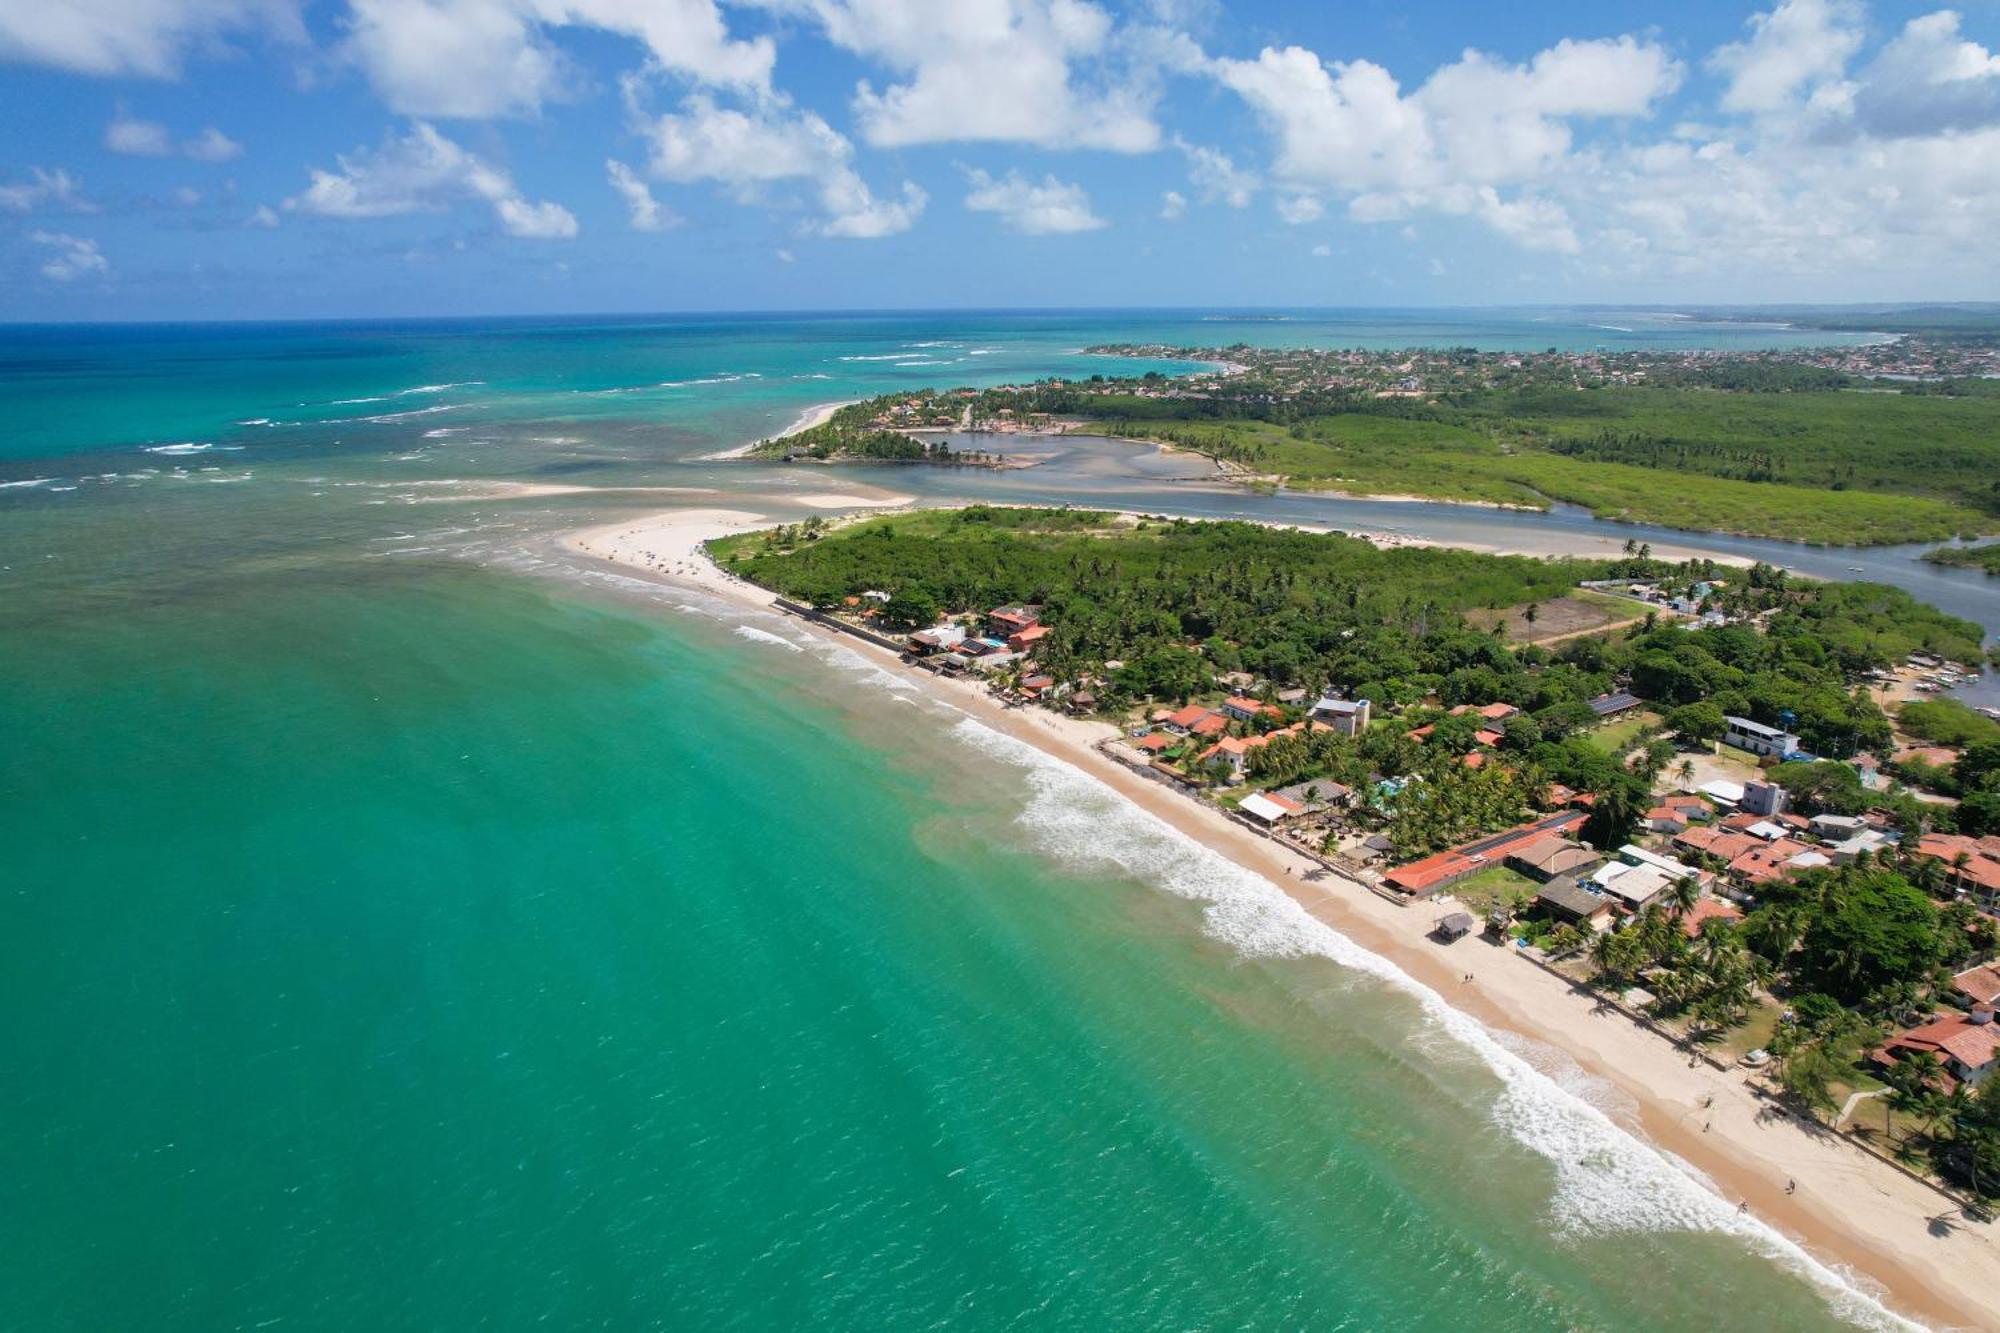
(1450, 864, 1541, 917)
(1585, 711, 1662, 754)
(1083, 386, 2000, 546)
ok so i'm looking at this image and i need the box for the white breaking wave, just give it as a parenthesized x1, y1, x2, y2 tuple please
(585, 372, 761, 395)
(325, 381, 484, 406)
(945, 715, 1919, 1333)
(0, 477, 55, 489)
(143, 442, 241, 456)
(838, 353, 929, 362)
(361, 403, 463, 424)
(807, 639, 920, 693)
(732, 624, 805, 652)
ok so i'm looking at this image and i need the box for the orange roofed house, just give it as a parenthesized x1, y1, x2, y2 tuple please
(1873, 1011, 2000, 1091)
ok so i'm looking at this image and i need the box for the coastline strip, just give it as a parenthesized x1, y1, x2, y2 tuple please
(701, 399, 860, 461)
(556, 503, 2000, 1332)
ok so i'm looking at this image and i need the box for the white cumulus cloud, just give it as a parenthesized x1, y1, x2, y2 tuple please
(1175, 136, 1255, 206)
(105, 115, 174, 156)
(637, 93, 924, 237)
(780, 0, 1163, 151)
(1836, 10, 2000, 138)
(29, 230, 110, 282)
(1158, 188, 1186, 220)
(0, 0, 302, 77)
(341, 0, 773, 119)
(962, 167, 1106, 234)
(0, 166, 94, 214)
(1707, 0, 1863, 114)
(288, 122, 578, 238)
(183, 126, 244, 161)
(605, 157, 677, 231)
(105, 115, 244, 160)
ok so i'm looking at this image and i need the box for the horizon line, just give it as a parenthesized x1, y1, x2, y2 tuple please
(3, 298, 1996, 332)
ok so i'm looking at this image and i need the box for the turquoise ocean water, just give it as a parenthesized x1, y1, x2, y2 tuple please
(0, 310, 1947, 1330)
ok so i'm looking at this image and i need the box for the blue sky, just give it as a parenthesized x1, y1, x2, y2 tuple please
(4, 0, 1999, 319)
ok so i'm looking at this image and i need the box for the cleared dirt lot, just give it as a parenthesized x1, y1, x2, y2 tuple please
(1466, 591, 1643, 645)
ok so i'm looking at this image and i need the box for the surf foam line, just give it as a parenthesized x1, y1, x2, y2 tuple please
(946, 714, 1922, 1333)
(733, 624, 805, 652)
(324, 381, 484, 406)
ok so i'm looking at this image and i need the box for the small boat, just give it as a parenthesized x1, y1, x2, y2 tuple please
(1848, 565, 1865, 573)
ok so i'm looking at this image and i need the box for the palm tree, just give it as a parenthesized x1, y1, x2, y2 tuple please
(1668, 875, 1702, 921)
(1676, 758, 1696, 788)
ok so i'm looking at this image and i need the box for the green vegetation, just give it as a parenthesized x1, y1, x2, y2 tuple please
(1577, 858, 2000, 1195)
(1885, 703, 2000, 830)
(716, 506, 1992, 847)
(1584, 710, 1659, 755)
(1899, 698, 2000, 749)
(1450, 864, 1540, 917)
(744, 393, 993, 464)
(1923, 542, 2000, 576)
(982, 378, 2000, 545)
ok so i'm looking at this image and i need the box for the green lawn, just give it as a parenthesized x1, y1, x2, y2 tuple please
(1585, 711, 1661, 755)
(1450, 864, 1540, 917)
(1715, 997, 1782, 1062)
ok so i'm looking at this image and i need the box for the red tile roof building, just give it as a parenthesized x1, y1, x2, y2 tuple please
(1873, 1012, 2000, 1091)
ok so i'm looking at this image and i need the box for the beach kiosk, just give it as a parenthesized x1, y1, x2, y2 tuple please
(1432, 911, 1476, 943)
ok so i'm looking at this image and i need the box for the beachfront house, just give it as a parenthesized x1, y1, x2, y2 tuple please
(1724, 716, 1801, 759)
(1239, 791, 1305, 826)
(1588, 844, 1707, 912)
(1005, 623, 1050, 655)
(1505, 835, 1601, 882)
(1309, 695, 1371, 736)
(987, 605, 1042, 638)
(1535, 875, 1616, 931)
(1271, 778, 1350, 811)
(1872, 1011, 2000, 1090)
(1589, 861, 1678, 911)
(1162, 704, 1229, 737)
(907, 623, 967, 655)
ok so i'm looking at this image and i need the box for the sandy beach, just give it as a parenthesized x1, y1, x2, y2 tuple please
(701, 399, 860, 460)
(563, 503, 2000, 1332)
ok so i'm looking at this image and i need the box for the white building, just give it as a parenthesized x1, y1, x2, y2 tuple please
(1309, 696, 1371, 736)
(1742, 780, 1788, 817)
(1724, 716, 1800, 758)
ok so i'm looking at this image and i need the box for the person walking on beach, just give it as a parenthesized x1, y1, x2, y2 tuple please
(1785, 1179, 1796, 1195)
